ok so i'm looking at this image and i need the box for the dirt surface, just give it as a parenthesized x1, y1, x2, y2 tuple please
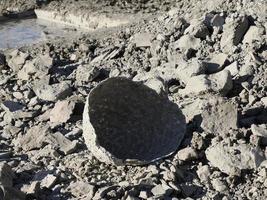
(0, 0, 267, 200)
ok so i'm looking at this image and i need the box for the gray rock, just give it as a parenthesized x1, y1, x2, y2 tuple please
(184, 19, 210, 39)
(243, 25, 264, 44)
(220, 16, 249, 53)
(75, 64, 100, 85)
(174, 35, 201, 51)
(50, 100, 75, 125)
(251, 124, 267, 138)
(224, 61, 239, 77)
(206, 143, 265, 176)
(210, 14, 225, 31)
(201, 97, 238, 135)
(17, 54, 53, 80)
(83, 77, 186, 165)
(132, 33, 154, 47)
(197, 165, 211, 182)
(211, 179, 228, 193)
(52, 132, 77, 155)
(177, 147, 198, 161)
(33, 81, 72, 102)
(7, 50, 29, 72)
(144, 77, 166, 95)
(66, 181, 95, 199)
(1, 101, 36, 120)
(151, 184, 172, 197)
(203, 53, 229, 73)
(179, 70, 233, 96)
(261, 97, 267, 107)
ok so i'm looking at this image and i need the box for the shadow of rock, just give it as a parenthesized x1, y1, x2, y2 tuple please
(83, 77, 186, 165)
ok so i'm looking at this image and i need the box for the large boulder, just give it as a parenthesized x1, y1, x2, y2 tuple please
(83, 77, 186, 165)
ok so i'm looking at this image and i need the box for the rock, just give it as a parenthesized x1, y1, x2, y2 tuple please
(224, 61, 239, 77)
(251, 124, 267, 138)
(151, 184, 172, 197)
(261, 97, 267, 106)
(197, 165, 211, 182)
(179, 70, 233, 96)
(203, 53, 229, 73)
(220, 16, 249, 53)
(201, 97, 238, 135)
(243, 25, 264, 44)
(33, 81, 72, 102)
(40, 174, 58, 189)
(1, 101, 36, 120)
(50, 100, 75, 125)
(210, 14, 225, 31)
(206, 143, 265, 176)
(144, 77, 166, 95)
(184, 19, 210, 39)
(75, 64, 100, 85)
(7, 50, 29, 72)
(52, 132, 77, 155)
(83, 77, 186, 165)
(17, 54, 53, 80)
(17, 125, 53, 151)
(211, 179, 228, 193)
(132, 33, 154, 47)
(174, 35, 201, 51)
(175, 58, 206, 84)
(66, 181, 95, 199)
(177, 147, 198, 161)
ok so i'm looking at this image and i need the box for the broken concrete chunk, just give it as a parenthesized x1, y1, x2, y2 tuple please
(243, 25, 264, 44)
(224, 61, 239, 77)
(66, 181, 95, 199)
(33, 81, 72, 102)
(52, 132, 77, 155)
(18, 125, 53, 151)
(132, 33, 153, 47)
(144, 77, 166, 96)
(184, 19, 210, 39)
(177, 147, 198, 161)
(7, 50, 29, 72)
(75, 64, 100, 85)
(206, 143, 265, 176)
(40, 174, 58, 189)
(220, 16, 249, 53)
(203, 53, 229, 73)
(251, 124, 267, 138)
(83, 77, 186, 165)
(50, 100, 75, 125)
(210, 14, 225, 31)
(201, 97, 238, 135)
(17, 54, 53, 80)
(174, 35, 201, 51)
(179, 70, 232, 96)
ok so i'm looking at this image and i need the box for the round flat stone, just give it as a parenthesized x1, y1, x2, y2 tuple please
(83, 77, 186, 165)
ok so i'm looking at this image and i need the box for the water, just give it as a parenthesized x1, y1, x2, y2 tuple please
(0, 18, 84, 49)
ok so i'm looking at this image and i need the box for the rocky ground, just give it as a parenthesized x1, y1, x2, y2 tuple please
(0, 0, 267, 199)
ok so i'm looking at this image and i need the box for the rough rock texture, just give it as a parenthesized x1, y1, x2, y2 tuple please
(83, 77, 186, 165)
